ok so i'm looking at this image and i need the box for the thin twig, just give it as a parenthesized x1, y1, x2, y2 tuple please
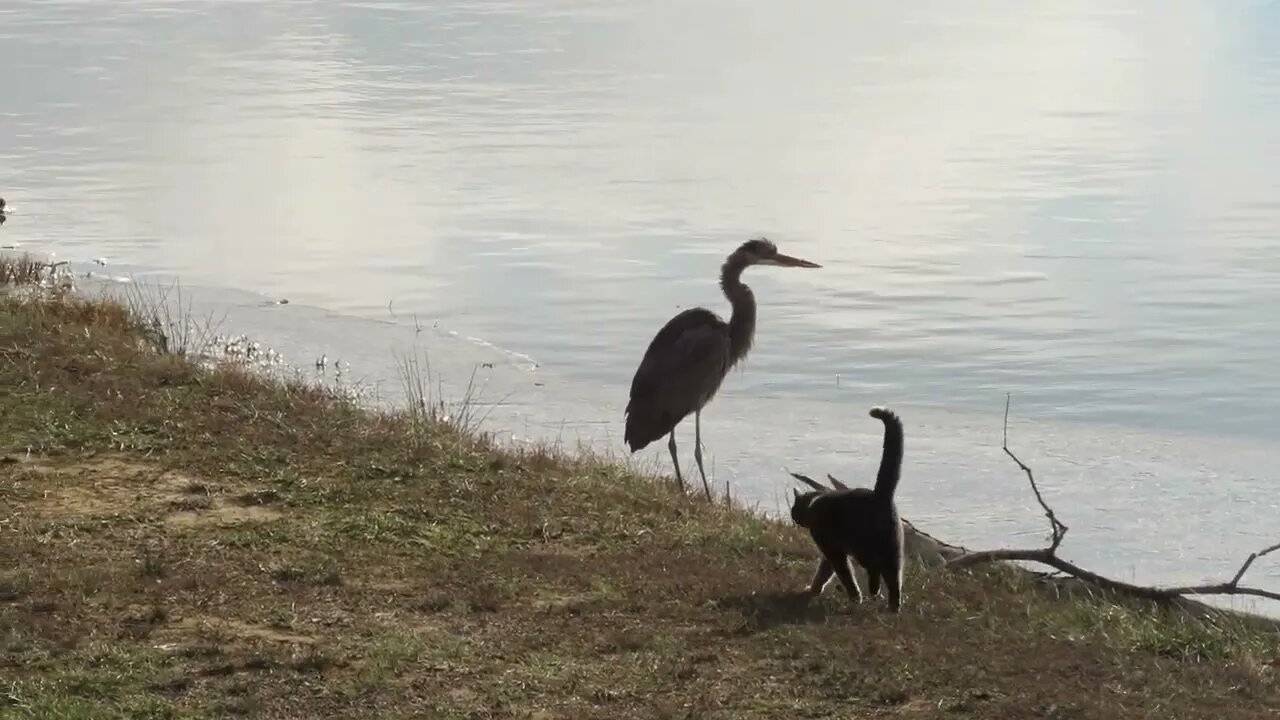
(1152, 541, 1280, 599)
(1229, 541, 1280, 586)
(1003, 393, 1067, 549)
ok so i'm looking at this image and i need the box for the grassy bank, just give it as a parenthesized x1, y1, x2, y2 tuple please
(0, 266, 1277, 719)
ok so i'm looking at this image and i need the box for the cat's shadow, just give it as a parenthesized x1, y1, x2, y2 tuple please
(715, 589, 840, 632)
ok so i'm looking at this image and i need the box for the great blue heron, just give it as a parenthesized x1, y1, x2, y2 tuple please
(624, 238, 821, 498)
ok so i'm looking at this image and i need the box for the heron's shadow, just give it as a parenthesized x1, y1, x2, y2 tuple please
(715, 589, 838, 632)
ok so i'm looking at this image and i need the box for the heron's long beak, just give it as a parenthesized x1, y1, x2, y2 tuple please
(769, 253, 822, 269)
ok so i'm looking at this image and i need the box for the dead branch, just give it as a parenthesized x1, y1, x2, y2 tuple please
(946, 396, 1280, 606)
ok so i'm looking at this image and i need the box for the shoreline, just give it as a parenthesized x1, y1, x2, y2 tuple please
(4, 249, 1279, 624)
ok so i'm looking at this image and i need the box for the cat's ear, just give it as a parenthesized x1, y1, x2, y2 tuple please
(789, 472, 826, 491)
(792, 488, 801, 501)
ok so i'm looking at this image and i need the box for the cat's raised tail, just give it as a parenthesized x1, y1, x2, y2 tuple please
(868, 406, 903, 501)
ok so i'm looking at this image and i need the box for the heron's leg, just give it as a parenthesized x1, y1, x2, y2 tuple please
(667, 430, 684, 490)
(693, 409, 712, 501)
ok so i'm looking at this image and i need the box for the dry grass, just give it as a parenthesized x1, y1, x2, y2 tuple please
(0, 254, 48, 285)
(114, 279, 226, 358)
(0, 258, 1277, 719)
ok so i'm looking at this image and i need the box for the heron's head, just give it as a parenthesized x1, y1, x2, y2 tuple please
(790, 488, 820, 528)
(737, 237, 821, 269)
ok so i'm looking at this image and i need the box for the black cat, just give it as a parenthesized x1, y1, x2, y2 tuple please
(790, 406, 905, 611)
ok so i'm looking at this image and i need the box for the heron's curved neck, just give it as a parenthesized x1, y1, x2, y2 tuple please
(720, 253, 756, 365)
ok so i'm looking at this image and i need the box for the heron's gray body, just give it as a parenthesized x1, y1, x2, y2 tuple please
(622, 238, 818, 497)
(624, 308, 734, 453)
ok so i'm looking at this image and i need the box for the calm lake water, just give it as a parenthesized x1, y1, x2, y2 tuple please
(3, 0, 1279, 612)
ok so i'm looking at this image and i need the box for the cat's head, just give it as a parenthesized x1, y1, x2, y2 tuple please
(789, 488, 821, 528)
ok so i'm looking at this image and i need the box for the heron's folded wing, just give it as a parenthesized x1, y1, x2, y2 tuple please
(629, 314, 731, 421)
